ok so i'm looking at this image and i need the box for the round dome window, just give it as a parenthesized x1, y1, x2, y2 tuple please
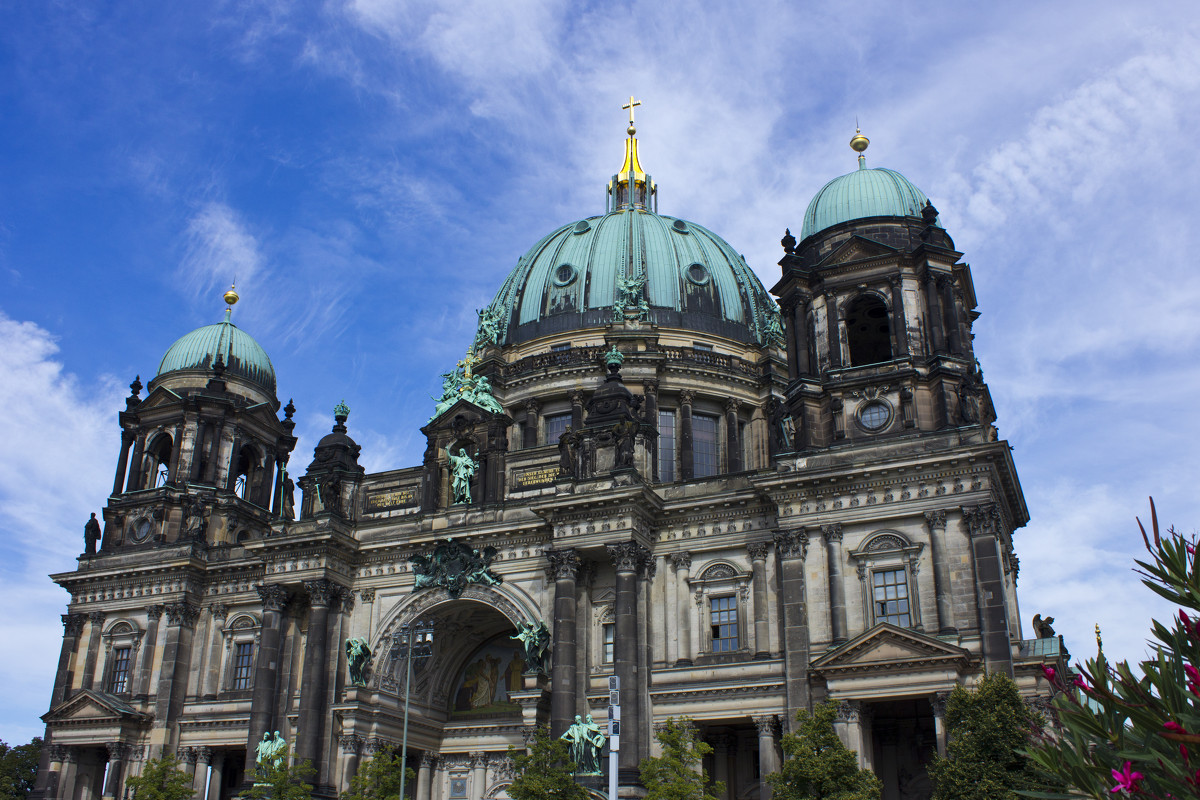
(554, 264, 577, 287)
(685, 263, 710, 286)
(857, 401, 891, 432)
(672, 219, 690, 234)
(573, 220, 591, 234)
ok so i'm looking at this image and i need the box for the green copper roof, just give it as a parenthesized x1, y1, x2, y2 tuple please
(801, 162, 936, 240)
(480, 209, 782, 347)
(156, 314, 277, 394)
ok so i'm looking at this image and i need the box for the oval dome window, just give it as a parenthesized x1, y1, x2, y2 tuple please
(685, 263, 710, 285)
(554, 264, 578, 287)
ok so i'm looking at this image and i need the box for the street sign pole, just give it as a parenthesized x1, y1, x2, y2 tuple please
(608, 676, 620, 800)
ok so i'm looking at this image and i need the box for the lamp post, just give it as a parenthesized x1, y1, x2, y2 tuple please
(391, 621, 434, 800)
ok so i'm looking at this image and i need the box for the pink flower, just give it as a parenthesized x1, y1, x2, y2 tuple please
(1185, 664, 1200, 696)
(1182, 611, 1197, 637)
(1041, 665, 1056, 682)
(1111, 761, 1144, 793)
(1074, 674, 1091, 692)
(1165, 720, 1186, 734)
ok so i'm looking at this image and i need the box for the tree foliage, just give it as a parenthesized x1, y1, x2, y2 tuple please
(124, 754, 194, 800)
(0, 738, 41, 800)
(639, 717, 723, 800)
(926, 672, 1056, 800)
(245, 744, 314, 800)
(1026, 500, 1200, 799)
(767, 702, 881, 800)
(342, 745, 415, 800)
(505, 726, 587, 800)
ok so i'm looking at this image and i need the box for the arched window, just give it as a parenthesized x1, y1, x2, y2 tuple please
(143, 432, 173, 489)
(230, 445, 262, 502)
(845, 295, 893, 366)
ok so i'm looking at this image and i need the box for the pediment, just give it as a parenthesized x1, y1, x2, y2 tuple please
(817, 235, 899, 268)
(810, 624, 973, 676)
(424, 397, 510, 431)
(42, 689, 150, 725)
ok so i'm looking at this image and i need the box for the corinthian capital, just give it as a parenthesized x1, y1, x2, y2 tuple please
(774, 528, 808, 560)
(256, 583, 290, 612)
(607, 541, 647, 573)
(923, 509, 947, 531)
(545, 549, 580, 580)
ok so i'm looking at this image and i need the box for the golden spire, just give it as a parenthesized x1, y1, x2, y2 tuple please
(223, 283, 239, 320)
(850, 126, 869, 169)
(617, 96, 646, 181)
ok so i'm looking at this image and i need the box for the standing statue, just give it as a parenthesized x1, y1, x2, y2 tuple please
(183, 498, 207, 541)
(281, 476, 296, 520)
(558, 427, 576, 477)
(561, 714, 605, 775)
(448, 446, 477, 505)
(255, 731, 287, 770)
(511, 621, 551, 675)
(346, 638, 372, 687)
(1032, 614, 1056, 639)
(613, 273, 649, 322)
(83, 513, 101, 555)
(318, 474, 342, 515)
(613, 420, 638, 468)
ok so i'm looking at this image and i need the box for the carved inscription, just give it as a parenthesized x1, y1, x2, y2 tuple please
(364, 487, 418, 512)
(513, 465, 559, 489)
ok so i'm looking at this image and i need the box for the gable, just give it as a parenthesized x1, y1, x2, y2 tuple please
(817, 235, 899, 268)
(810, 623, 973, 676)
(42, 689, 149, 725)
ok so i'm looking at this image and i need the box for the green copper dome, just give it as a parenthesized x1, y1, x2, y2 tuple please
(478, 210, 782, 347)
(801, 161, 936, 241)
(156, 314, 277, 394)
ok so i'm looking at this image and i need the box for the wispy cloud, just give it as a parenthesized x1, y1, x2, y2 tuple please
(181, 201, 265, 303)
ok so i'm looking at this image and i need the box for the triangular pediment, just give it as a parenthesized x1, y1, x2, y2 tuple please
(423, 397, 507, 431)
(42, 689, 150, 724)
(817, 235, 899, 268)
(810, 624, 973, 675)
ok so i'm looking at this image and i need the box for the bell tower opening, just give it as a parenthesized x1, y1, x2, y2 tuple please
(845, 295, 893, 366)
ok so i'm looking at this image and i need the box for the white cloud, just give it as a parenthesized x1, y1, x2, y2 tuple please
(181, 201, 265, 305)
(0, 311, 123, 744)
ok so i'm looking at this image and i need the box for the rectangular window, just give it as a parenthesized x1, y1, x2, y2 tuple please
(693, 413, 720, 478)
(710, 596, 738, 652)
(872, 569, 911, 627)
(232, 641, 254, 690)
(108, 646, 131, 693)
(545, 412, 571, 446)
(602, 623, 615, 663)
(550, 343, 572, 352)
(692, 342, 713, 351)
(658, 410, 675, 483)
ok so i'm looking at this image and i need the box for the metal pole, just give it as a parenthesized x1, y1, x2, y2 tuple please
(399, 626, 413, 800)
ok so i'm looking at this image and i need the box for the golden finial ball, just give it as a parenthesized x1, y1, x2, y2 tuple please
(850, 130, 870, 153)
(628, 124, 636, 136)
(224, 285, 240, 306)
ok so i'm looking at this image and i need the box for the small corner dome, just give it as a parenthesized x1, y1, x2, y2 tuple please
(156, 318, 277, 395)
(801, 165, 936, 241)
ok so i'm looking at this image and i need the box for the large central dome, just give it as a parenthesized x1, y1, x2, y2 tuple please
(476, 128, 781, 348)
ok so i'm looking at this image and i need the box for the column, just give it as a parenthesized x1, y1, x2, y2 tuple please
(824, 292, 842, 369)
(753, 716, 778, 800)
(781, 300, 799, 377)
(940, 277, 963, 355)
(112, 432, 134, 496)
(725, 399, 742, 473)
(192, 748, 211, 800)
(203, 420, 226, 485)
(671, 552, 692, 666)
(126, 433, 146, 492)
(258, 452, 277, 507)
(156, 604, 200, 745)
(637, 553, 655, 762)
(338, 736, 362, 795)
(180, 748, 197, 782)
(81, 612, 106, 691)
(137, 605, 163, 698)
(575, 564, 594, 719)
(190, 423, 208, 482)
(58, 748, 79, 800)
(43, 745, 64, 800)
(931, 692, 949, 757)
(167, 425, 184, 486)
(834, 702, 869, 769)
(793, 296, 811, 376)
(888, 278, 909, 358)
(202, 604, 229, 699)
(102, 743, 126, 800)
(608, 541, 647, 783)
(951, 283, 971, 358)
(523, 400, 539, 449)
(923, 269, 947, 355)
(416, 753, 434, 800)
(546, 549, 580, 736)
(296, 580, 334, 768)
(773, 529, 811, 718)
(747, 544, 771, 659)
(823, 524, 847, 644)
(469, 753, 486, 800)
(206, 752, 225, 800)
(963, 505, 1014, 676)
(678, 390, 695, 480)
(245, 584, 290, 778)
(642, 382, 659, 480)
(53, 614, 86, 705)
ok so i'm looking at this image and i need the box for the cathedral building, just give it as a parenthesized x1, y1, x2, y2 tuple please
(32, 114, 1066, 800)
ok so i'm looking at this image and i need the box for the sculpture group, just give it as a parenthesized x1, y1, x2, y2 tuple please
(409, 538, 503, 599)
(560, 713, 606, 775)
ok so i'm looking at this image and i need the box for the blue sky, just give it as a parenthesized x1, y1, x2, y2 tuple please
(2, 1, 1199, 743)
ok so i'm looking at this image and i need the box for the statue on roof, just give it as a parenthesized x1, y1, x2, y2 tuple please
(613, 272, 649, 322)
(83, 513, 101, 555)
(429, 351, 505, 423)
(763, 305, 785, 345)
(474, 307, 502, 350)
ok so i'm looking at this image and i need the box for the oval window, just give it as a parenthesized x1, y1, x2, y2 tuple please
(573, 220, 591, 234)
(554, 264, 577, 287)
(672, 219, 690, 234)
(858, 401, 891, 431)
(685, 263, 710, 285)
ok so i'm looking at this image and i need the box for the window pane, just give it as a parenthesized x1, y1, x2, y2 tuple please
(709, 596, 738, 652)
(233, 642, 254, 690)
(109, 646, 131, 694)
(658, 411, 675, 483)
(693, 414, 720, 478)
(545, 413, 571, 445)
(872, 569, 911, 627)
(603, 623, 615, 663)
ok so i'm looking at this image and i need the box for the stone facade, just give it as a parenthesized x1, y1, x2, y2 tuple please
(32, 141, 1067, 800)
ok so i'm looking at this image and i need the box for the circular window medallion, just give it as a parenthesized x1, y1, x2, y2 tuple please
(129, 517, 154, 543)
(685, 263, 710, 285)
(857, 401, 891, 432)
(672, 219, 690, 234)
(553, 264, 577, 287)
(573, 220, 591, 234)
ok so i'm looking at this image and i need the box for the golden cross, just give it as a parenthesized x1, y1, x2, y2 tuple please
(623, 95, 641, 125)
(457, 349, 480, 379)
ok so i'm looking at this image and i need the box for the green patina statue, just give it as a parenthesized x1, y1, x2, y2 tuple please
(428, 353, 505, 423)
(345, 637, 372, 686)
(560, 714, 606, 775)
(511, 620, 551, 675)
(254, 731, 287, 771)
(408, 538, 502, 599)
(448, 446, 477, 505)
(613, 272, 649, 322)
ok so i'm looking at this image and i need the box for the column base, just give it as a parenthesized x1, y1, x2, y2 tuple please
(673, 659, 693, 667)
(753, 651, 772, 660)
